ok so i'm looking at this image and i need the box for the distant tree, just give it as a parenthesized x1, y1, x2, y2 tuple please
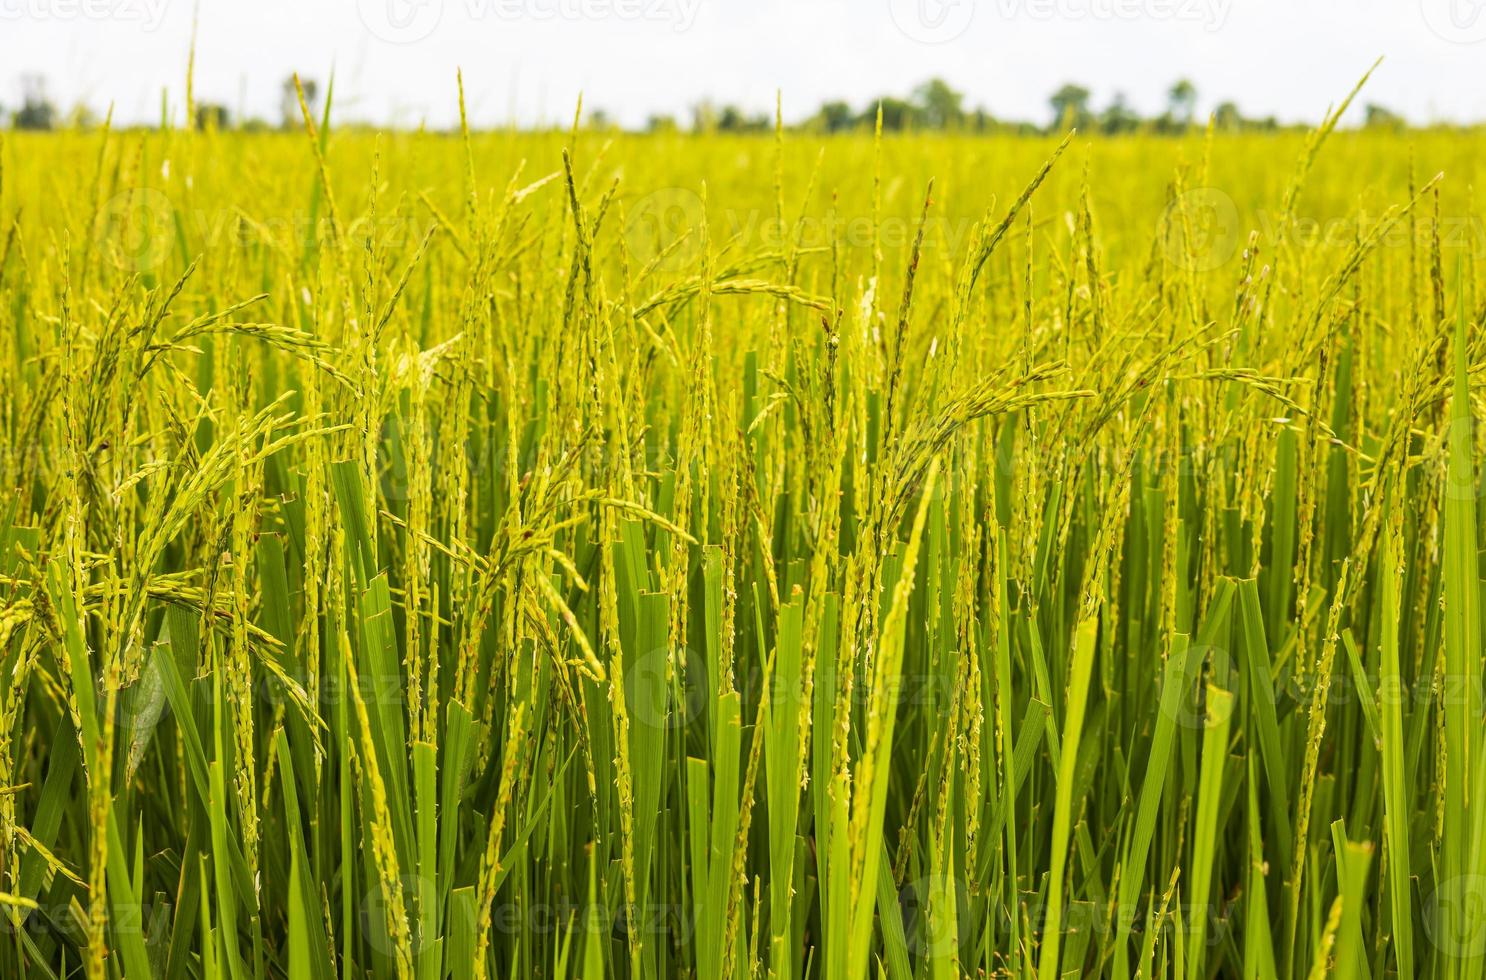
(1212, 101, 1244, 131)
(587, 108, 614, 131)
(280, 76, 319, 130)
(715, 105, 768, 133)
(646, 113, 678, 133)
(1099, 93, 1140, 135)
(967, 106, 997, 133)
(863, 97, 920, 131)
(913, 77, 964, 129)
(196, 103, 231, 131)
(65, 105, 100, 131)
(1364, 103, 1404, 131)
(814, 100, 855, 133)
(14, 74, 56, 131)
(1167, 78, 1198, 128)
(1049, 84, 1091, 131)
(691, 101, 718, 133)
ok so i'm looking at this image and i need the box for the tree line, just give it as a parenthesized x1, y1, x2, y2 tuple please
(5, 73, 1414, 135)
(668, 78, 1409, 135)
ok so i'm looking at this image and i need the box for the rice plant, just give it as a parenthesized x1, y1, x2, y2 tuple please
(0, 70, 1484, 978)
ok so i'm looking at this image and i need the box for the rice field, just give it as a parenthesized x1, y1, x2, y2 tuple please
(2, 75, 1486, 978)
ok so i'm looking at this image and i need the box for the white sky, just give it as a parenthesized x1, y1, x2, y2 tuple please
(2, 0, 1485, 128)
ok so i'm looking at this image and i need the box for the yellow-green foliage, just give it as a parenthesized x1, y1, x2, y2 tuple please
(0, 84, 1484, 979)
